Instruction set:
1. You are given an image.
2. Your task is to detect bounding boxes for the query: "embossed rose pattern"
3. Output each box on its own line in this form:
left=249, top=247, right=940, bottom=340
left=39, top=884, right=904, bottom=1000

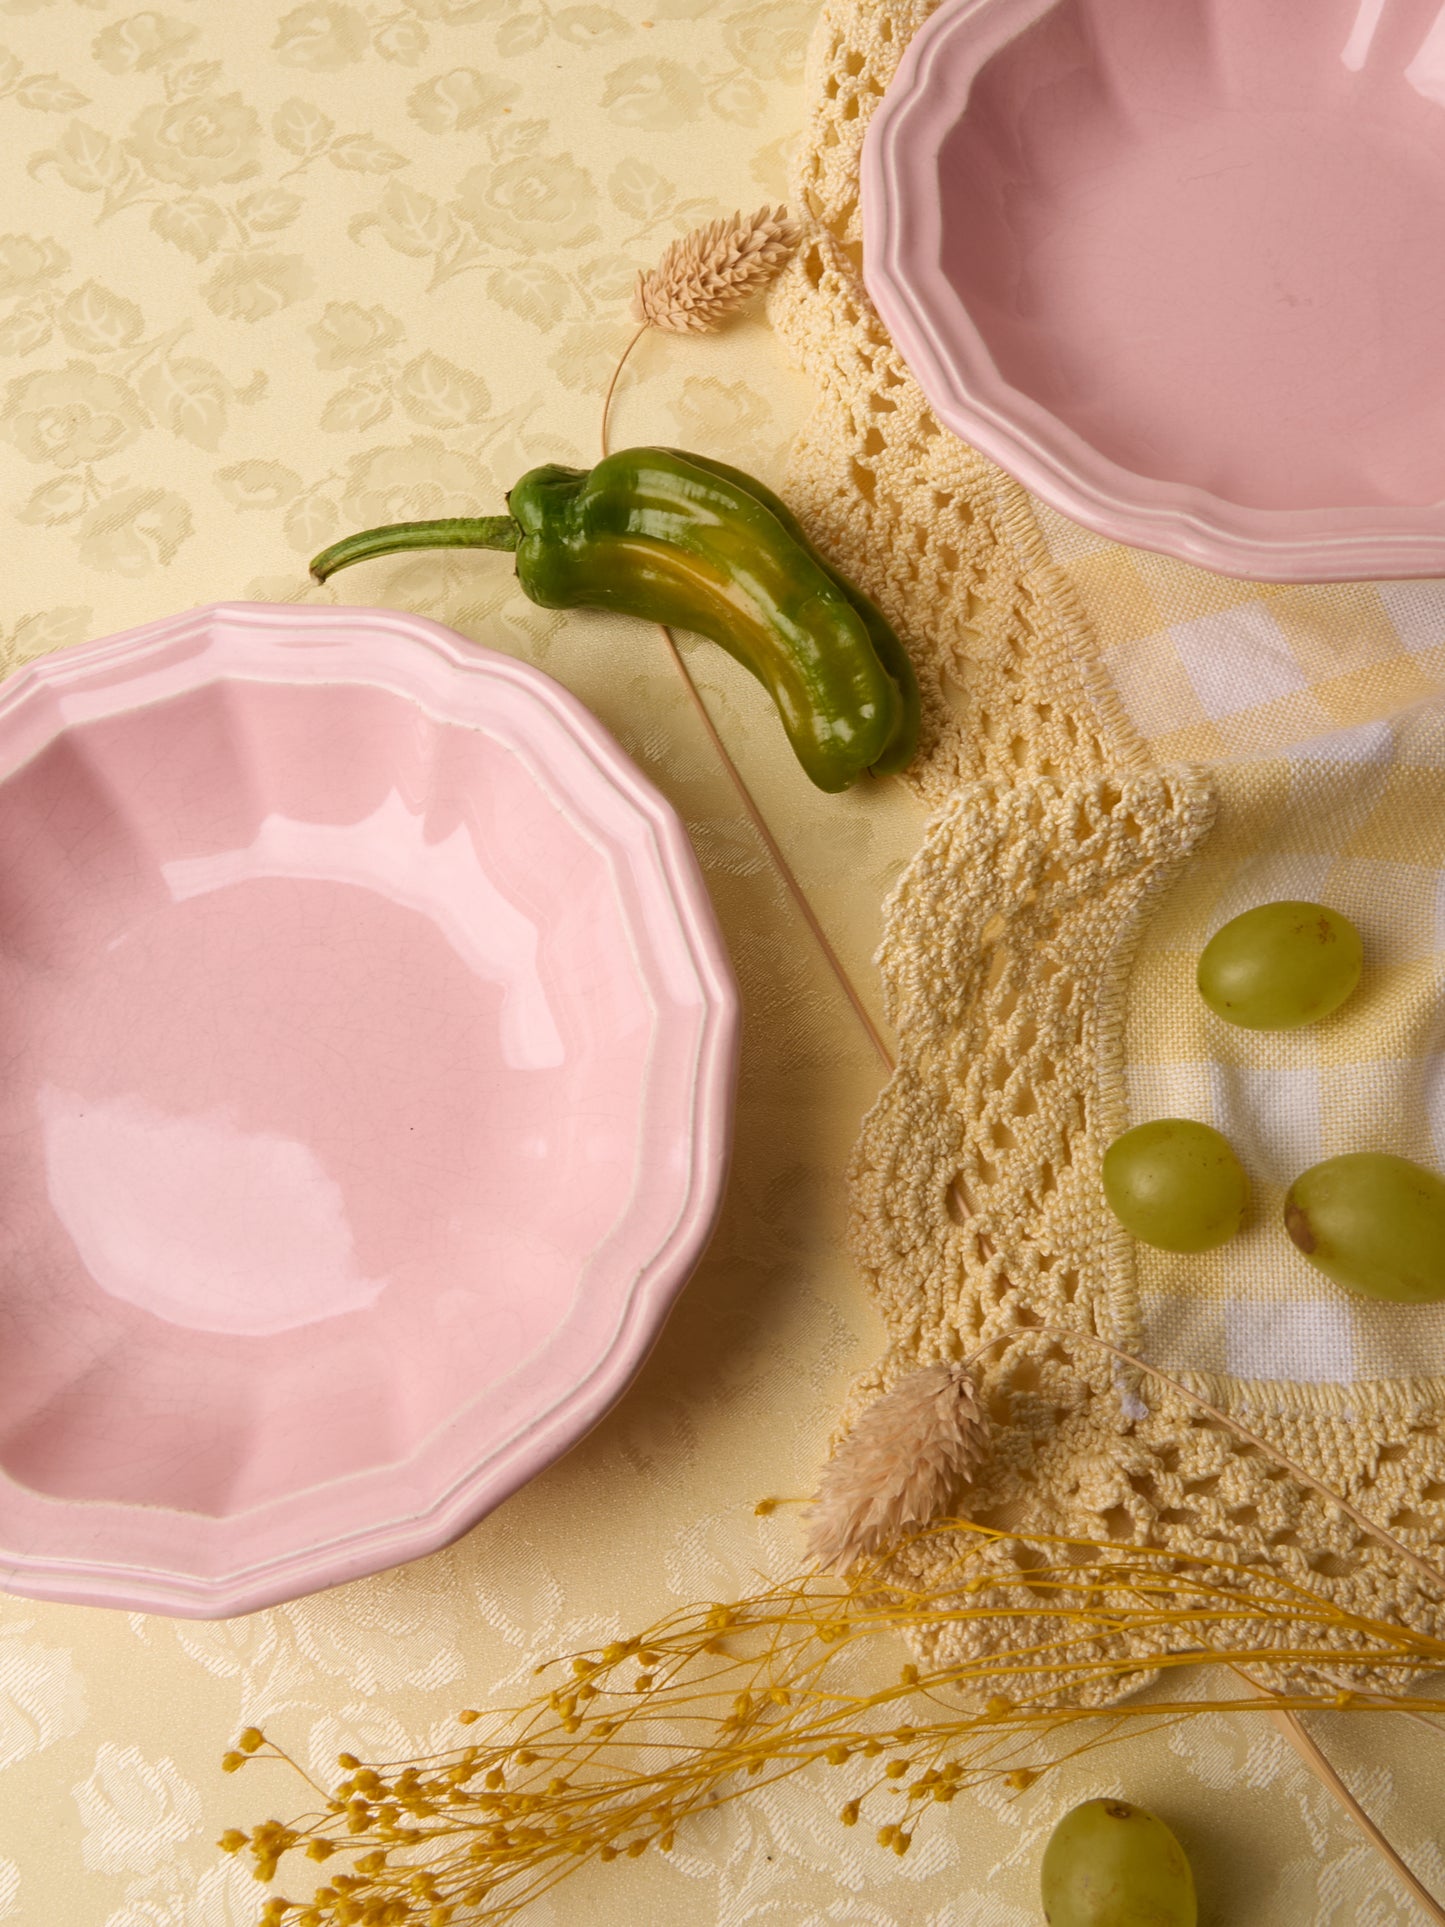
left=454, top=150, right=600, bottom=252
left=2, top=362, right=145, bottom=465
left=0, top=4, right=1421, bottom=1925
left=125, top=91, right=261, bottom=187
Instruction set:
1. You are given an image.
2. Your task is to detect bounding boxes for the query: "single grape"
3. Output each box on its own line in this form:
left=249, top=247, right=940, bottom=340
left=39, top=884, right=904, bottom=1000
left=1102, top=1120, right=1248, bottom=1252
left=1285, top=1153, right=1445, bottom=1302
left=1041, top=1798, right=1197, bottom=1927
left=1197, top=900, right=1362, bottom=1030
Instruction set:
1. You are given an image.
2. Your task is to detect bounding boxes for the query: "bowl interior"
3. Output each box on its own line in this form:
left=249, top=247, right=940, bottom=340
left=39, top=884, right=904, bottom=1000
left=0, top=676, right=657, bottom=1519
left=940, top=0, right=1445, bottom=511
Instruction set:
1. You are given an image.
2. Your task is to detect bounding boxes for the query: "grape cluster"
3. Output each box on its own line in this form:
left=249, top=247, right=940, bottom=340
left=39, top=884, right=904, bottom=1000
left=1103, top=901, right=1445, bottom=1301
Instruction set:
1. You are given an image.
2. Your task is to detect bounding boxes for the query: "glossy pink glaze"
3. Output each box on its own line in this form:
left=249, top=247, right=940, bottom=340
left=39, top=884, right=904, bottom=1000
left=865, top=0, right=1445, bottom=578
left=0, top=603, right=738, bottom=1615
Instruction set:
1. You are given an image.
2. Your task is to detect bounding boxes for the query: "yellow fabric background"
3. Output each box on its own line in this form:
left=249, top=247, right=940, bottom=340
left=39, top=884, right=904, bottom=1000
left=0, top=3, right=1441, bottom=1923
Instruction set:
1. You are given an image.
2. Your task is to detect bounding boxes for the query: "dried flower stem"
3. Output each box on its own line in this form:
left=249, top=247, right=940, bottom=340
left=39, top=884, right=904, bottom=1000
left=231, top=1523, right=1445, bottom=1926
left=950, top=1326, right=1445, bottom=1912
left=657, top=622, right=895, bottom=1071
left=599, top=323, right=647, bottom=461
left=1216, top=1655, right=1445, bottom=1922
left=1271, top=1704, right=1445, bottom=1924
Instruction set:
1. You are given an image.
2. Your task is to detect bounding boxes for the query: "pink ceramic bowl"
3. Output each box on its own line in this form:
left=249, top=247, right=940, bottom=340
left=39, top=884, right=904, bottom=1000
left=865, top=0, right=1445, bottom=580
left=0, top=603, right=738, bottom=1616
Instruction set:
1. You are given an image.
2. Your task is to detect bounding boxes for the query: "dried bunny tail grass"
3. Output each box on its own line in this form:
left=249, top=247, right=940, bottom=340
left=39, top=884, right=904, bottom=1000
left=601, top=206, right=798, bottom=453
left=631, top=204, right=802, bottom=334
left=807, top=1363, right=989, bottom=1571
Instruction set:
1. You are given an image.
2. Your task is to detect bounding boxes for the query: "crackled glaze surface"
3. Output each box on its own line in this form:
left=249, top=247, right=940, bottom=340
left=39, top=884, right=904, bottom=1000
left=865, top=0, right=1445, bottom=577
left=0, top=603, right=738, bottom=1616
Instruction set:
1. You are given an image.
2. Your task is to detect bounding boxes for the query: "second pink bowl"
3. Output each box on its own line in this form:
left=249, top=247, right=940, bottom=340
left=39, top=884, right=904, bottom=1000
left=865, top=0, right=1445, bottom=579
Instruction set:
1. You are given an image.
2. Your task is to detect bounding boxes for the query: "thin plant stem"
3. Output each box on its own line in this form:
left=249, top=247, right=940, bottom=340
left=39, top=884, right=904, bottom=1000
left=601, top=322, right=647, bottom=460
left=945, top=1331, right=1445, bottom=1903
left=1272, top=1704, right=1445, bottom=1924
left=655, top=620, right=895, bottom=1074
left=1222, top=1659, right=1445, bottom=1921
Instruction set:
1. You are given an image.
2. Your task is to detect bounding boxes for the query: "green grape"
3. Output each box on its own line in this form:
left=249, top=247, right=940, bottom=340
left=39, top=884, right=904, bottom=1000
left=1196, top=900, right=1362, bottom=1030
left=1040, top=1799, right=1197, bottom=1927
left=1102, top=1119, right=1248, bottom=1252
left=1285, top=1153, right=1445, bottom=1302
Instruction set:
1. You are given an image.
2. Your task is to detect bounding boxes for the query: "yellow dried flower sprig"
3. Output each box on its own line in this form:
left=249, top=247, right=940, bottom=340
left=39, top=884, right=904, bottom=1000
left=226, top=1520, right=1445, bottom=1926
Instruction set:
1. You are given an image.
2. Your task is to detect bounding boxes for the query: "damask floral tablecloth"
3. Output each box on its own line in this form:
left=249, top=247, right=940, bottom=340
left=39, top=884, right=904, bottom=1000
left=0, top=3, right=1443, bottom=1924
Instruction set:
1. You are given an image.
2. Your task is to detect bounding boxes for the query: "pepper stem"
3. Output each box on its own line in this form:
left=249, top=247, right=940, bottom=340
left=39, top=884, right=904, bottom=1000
left=309, top=516, right=520, bottom=584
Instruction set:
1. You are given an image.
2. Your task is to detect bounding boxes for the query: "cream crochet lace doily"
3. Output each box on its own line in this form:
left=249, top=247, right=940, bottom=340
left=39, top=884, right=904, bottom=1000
left=770, top=0, right=1445, bottom=1673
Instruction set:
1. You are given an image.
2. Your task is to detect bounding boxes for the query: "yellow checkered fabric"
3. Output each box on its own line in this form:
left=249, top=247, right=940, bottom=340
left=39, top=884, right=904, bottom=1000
left=1031, top=499, right=1445, bottom=1389
left=1034, top=497, right=1445, bottom=761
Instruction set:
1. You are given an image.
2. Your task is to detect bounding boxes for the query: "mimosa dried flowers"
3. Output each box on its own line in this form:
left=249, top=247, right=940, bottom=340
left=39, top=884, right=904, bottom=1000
left=225, top=1517, right=1445, bottom=1926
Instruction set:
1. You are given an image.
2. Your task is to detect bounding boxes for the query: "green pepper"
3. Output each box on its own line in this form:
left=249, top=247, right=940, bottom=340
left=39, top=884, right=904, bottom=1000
left=309, top=446, right=918, bottom=793
left=662, top=450, right=920, bottom=778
